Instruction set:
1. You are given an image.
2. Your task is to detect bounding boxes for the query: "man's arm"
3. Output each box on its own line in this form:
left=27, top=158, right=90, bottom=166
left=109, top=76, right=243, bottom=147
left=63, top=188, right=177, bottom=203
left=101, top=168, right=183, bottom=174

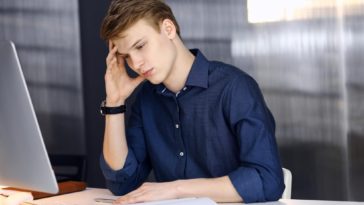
left=102, top=41, right=144, bottom=170
left=114, top=176, right=242, bottom=204
left=103, top=111, right=128, bottom=170
left=100, top=103, right=152, bottom=196
left=222, top=73, right=285, bottom=202
left=176, top=177, right=242, bottom=202
left=101, top=41, right=149, bottom=195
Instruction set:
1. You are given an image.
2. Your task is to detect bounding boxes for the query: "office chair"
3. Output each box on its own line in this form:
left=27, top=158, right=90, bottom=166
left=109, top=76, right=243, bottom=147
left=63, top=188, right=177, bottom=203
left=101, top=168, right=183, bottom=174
left=281, top=168, right=292, bottom=199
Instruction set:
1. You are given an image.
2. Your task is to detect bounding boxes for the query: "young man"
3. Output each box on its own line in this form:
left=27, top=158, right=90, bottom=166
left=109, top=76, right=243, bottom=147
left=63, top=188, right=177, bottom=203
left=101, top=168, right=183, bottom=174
left=99, top=0, right=284, bottom=204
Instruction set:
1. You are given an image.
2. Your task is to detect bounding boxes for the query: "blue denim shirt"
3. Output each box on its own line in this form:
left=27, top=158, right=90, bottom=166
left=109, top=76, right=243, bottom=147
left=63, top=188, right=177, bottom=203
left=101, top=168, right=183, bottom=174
left=100, top=49, right=284, bottom=203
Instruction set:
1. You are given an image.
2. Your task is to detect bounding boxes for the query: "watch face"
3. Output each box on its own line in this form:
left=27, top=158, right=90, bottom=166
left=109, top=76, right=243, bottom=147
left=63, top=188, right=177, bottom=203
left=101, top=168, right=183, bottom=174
left=100, top=100, right=106, bottom=116
left=100, top=108, right=105, bottom=116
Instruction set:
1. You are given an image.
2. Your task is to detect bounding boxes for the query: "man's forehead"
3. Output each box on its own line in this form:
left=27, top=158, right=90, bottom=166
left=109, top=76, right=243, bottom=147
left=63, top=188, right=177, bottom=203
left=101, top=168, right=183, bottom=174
left=112, top=34, right=146, bottom=56
left=113, top=20, right=152, bottom=44
left=113, top=34, right=142, bottom=48
left=122, top=19, right=155, bottom=36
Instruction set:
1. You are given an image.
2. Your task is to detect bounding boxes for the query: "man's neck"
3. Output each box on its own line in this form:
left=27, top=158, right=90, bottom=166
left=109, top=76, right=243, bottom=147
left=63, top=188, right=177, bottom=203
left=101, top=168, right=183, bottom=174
left=163, top=44, right=195, bottom=93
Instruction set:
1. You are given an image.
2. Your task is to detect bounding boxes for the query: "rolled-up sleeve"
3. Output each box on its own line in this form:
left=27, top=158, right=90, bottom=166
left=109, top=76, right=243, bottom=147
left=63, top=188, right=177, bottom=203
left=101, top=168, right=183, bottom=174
left=100, top=149, right=138, bottom=183
left=99, top=95, right=151, bottom=196
left=225, top=74, right=285, bottom=203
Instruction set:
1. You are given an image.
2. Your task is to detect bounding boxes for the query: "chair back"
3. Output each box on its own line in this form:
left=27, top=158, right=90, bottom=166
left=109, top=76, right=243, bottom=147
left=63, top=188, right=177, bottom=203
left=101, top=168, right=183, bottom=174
left=282, top=168, right=292, bottom=199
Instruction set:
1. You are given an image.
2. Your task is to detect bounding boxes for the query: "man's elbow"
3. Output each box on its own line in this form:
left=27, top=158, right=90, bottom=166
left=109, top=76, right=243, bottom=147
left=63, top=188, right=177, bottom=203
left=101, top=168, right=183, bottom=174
left=264, top=181, right=285, bottom=201
left=106, top=180, right=135, bottom=196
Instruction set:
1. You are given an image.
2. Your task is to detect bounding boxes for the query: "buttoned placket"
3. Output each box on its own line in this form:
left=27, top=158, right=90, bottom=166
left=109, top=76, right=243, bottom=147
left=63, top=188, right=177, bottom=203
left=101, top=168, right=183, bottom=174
left=173, top=86, right=188, bottom=178
left=159, top=86, right=189, bottom=178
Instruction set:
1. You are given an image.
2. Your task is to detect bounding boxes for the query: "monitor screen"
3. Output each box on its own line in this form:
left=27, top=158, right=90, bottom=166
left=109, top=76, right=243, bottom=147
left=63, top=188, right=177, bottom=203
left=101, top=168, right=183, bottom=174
left=0, top=40, right=58, bottom=194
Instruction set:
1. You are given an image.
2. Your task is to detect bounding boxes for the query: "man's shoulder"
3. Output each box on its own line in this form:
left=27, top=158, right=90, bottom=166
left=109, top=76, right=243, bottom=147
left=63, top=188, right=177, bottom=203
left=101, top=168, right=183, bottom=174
left=208, top=60, right=254, bottom=84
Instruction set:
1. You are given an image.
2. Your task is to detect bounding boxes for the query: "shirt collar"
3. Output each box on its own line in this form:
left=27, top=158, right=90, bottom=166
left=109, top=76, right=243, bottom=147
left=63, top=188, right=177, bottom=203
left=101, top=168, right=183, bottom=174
left=156, top=49, right=209, bottom=94
left=185, top=49, right=209, bottom=89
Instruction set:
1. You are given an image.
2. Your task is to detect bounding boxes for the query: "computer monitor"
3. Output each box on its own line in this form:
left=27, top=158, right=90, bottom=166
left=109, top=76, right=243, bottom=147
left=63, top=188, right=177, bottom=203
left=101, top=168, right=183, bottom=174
left=0, top=40, right=58, bottom=194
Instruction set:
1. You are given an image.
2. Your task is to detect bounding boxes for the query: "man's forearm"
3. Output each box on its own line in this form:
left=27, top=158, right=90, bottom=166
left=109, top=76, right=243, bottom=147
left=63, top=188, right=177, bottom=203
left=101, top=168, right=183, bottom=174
left=103, top=113, right=128, bottom=170
left=175, top=176, right=243, bottom=203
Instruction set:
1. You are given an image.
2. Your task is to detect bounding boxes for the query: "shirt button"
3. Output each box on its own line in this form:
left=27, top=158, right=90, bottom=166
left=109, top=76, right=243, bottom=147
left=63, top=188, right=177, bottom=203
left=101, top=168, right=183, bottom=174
left=179, top=152, right=184, bottom=157
left=175, top=124, right=179, bottom=128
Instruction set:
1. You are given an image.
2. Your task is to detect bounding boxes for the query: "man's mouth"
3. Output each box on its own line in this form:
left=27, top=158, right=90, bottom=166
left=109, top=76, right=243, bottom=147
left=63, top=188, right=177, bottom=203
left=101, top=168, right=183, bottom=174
left=141, top=68, right=154, bottom=77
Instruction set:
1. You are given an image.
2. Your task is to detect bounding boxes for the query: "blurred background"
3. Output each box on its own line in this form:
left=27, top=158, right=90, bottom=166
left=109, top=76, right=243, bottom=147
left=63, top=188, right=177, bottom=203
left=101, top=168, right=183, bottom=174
left=0, top=0, right=363, bottom=201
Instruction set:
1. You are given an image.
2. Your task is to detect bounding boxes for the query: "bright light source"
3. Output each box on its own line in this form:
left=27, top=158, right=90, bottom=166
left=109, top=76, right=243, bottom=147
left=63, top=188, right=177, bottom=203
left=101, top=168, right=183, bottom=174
left=248, top=0, right=364, bottom=23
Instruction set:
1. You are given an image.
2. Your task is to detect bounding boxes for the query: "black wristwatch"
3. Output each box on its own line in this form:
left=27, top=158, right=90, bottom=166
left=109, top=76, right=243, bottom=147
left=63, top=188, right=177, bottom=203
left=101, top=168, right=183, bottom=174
left=100, top=100, right=126, bottom=116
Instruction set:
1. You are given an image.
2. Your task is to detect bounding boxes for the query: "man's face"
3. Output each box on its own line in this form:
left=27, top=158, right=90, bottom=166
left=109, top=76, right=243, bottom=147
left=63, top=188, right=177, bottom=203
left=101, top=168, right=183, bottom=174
left=112, top=19, right=177, bottom=84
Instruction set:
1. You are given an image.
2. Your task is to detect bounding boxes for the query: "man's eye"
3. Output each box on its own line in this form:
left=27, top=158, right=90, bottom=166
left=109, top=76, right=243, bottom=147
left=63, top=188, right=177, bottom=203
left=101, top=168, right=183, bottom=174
left=136, top=43, right=145, bottom=50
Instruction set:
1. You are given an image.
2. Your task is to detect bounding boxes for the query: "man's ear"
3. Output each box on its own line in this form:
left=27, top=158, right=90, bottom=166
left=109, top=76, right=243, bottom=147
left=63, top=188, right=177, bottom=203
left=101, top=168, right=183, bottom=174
left=161, top=19, right=177, bottom=39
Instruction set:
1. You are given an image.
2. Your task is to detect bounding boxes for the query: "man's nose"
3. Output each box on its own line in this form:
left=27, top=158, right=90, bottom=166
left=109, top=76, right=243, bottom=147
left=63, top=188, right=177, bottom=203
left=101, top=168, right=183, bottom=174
left=130, top=54, right=145, bottom=70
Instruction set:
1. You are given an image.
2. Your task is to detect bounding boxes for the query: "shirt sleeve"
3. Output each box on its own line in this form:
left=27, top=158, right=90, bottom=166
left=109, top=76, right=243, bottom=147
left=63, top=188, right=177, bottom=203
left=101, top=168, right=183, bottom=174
left=224, top=73, right=285, bottom=203
left=99, top=92, right=151, bottom=196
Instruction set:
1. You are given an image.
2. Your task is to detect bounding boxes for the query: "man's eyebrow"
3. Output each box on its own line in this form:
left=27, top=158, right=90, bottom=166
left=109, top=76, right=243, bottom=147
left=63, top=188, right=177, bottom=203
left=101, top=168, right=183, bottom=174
left=117, top=38, right=144, bottom=56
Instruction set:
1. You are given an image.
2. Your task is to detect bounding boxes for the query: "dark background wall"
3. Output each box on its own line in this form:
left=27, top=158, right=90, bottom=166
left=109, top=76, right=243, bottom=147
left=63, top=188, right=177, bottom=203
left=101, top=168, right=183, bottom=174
left=78, top=0, right=108, bottom=187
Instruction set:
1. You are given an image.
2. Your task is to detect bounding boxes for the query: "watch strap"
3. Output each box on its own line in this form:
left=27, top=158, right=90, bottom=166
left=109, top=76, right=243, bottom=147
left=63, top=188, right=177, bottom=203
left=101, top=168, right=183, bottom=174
left=100, top=100, right=126, bottom=115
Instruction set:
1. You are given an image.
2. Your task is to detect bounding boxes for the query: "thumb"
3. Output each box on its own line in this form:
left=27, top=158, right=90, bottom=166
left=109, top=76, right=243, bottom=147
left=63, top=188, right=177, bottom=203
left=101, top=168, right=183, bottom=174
left=131, top=76, right=145, bottom=87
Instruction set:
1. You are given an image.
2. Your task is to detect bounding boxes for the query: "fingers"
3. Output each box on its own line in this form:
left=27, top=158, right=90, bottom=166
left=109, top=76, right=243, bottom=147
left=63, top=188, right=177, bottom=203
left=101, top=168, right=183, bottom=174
left=112, top=182, right=177, bottom=205
left=106, top=57, right=117, bottom=76
left=106, top=42, right=127, bottom=76
left=107, top=41, right=116, bottom=63
left=114, top=195, right=145, bottom=205
left=116, top=54, right=125, bottom=67
left=106, top=46, right=118, bottom=67
left=114, top=191, right=147, bottom=204
left=113, top=183, right=151, bottom=204
left=132, top=76, right=145, bottom=87
left=109, top=40, right=113, bottom=51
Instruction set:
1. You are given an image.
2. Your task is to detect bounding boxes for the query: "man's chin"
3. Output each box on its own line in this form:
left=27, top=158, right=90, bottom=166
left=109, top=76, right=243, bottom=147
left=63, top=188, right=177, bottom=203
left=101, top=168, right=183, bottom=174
left=146, top=78, right=163, bottom=85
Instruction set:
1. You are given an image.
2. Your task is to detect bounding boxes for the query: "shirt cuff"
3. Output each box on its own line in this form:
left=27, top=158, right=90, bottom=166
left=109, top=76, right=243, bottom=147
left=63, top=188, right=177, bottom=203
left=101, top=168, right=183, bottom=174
left=228, top=167, right=265, bottom=203
left=99, top=151, right=138, bottom=182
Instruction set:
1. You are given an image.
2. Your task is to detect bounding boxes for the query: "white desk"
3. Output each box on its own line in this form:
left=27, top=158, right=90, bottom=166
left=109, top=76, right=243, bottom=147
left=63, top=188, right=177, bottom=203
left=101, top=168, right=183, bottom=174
left=34, top=188, right=363, bottom=205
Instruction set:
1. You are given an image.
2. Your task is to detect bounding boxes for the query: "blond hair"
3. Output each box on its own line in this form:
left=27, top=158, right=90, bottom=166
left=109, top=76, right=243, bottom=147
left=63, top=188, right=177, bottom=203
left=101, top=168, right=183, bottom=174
left=100, top=0, right=180, bottom=41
